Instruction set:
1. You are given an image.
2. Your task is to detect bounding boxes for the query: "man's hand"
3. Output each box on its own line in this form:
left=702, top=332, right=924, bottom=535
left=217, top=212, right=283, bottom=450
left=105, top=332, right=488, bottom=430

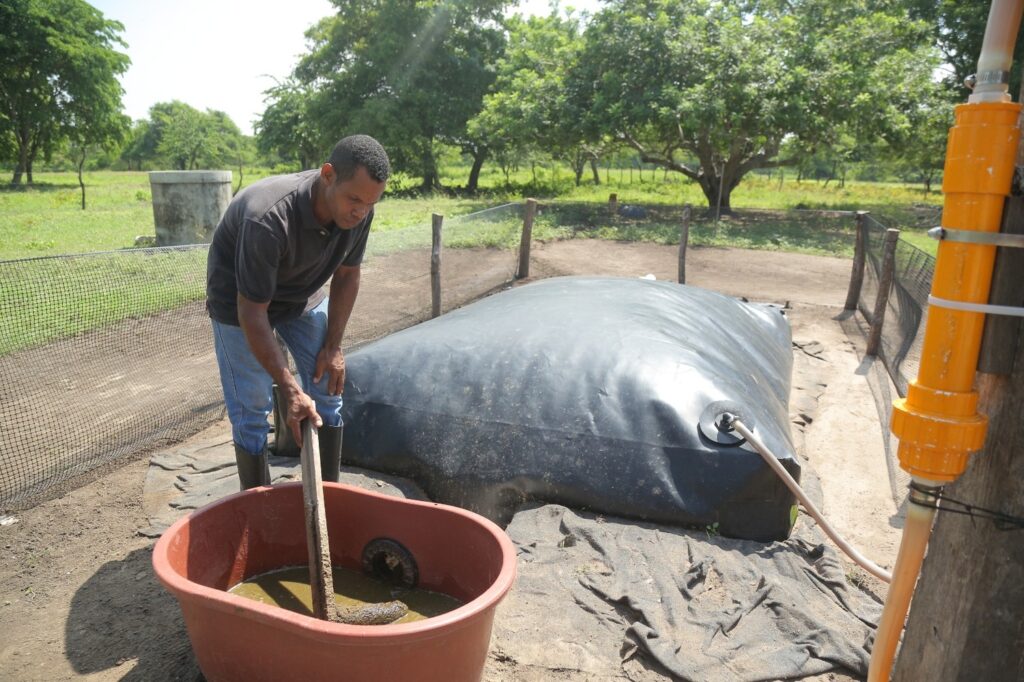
left=314, top=345, right=346, bottom=396
left=282, top=384, right=322, bottom=446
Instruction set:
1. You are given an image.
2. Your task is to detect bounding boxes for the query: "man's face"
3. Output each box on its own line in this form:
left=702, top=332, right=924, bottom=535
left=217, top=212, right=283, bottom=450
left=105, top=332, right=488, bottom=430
left=321, top=163, right=386, bottom=229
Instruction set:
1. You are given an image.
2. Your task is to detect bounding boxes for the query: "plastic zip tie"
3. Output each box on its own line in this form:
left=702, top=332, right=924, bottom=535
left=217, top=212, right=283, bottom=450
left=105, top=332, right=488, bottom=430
left=928, top=295, right=1024, bottom=317
left=928, top=227, right=1024, bottom=248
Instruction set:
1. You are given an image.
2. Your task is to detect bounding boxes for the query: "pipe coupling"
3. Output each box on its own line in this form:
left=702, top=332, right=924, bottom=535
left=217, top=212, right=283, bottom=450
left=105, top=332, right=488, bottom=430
left=891, top=383, right=988, bottom=481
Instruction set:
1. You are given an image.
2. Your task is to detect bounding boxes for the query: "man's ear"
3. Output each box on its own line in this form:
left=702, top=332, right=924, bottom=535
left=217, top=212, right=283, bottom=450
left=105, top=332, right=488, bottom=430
left=320, top=162, right=335, bottom=184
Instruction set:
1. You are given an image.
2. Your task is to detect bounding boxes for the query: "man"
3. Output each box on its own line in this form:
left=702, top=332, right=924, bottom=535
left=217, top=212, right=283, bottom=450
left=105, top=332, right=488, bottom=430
left=206, top=134, right=389, bottom=489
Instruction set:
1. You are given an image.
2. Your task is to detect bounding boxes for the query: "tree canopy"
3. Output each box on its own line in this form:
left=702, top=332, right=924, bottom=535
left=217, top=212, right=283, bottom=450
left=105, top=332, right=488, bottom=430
left=283, top=0, right=509, bottom=189
left=468, top=12, right=607, bottom=187
left=118, top=101, right=246, bottom=171
left=0, top=0, right=130, bottom=184
left=565, top=0, right=939, bottom=212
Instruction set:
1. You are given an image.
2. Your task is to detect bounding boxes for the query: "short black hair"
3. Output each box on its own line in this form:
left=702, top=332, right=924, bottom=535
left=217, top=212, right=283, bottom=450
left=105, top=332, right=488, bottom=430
left=327, top=135, right=390, bottom=183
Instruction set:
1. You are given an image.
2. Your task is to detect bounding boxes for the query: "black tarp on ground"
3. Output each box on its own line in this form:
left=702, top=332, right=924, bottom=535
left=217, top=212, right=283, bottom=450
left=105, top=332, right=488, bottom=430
left=491, top=503, right=880, bottom=681
left=341, top=277, right=801, bottom=540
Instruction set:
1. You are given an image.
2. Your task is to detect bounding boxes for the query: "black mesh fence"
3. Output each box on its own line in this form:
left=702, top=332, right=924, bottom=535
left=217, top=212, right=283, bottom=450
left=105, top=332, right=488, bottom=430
left=2, top=199, right=926, bottom=509
left=0, top=204, right=522, bottom=509
left=857, top=214, right=935, bottom=396
left=531, top=202, right=858, bottom=255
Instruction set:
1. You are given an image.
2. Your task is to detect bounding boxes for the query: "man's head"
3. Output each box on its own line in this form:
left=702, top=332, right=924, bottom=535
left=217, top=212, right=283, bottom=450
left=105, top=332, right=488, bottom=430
left=317, top=135, right=390, bottom=229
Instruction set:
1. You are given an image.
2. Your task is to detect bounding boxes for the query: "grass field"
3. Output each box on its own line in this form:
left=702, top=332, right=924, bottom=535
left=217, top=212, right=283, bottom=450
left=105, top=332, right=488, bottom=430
left=0, top=167, right=941, bottom=260
left=0, top=166, right=940, bottom=355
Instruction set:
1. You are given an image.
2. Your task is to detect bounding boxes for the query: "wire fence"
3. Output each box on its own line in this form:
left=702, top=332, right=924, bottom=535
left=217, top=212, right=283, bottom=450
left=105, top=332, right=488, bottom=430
left=0, top=204, right=523, bottom=509
left=0, top=198, right=930, bottom=510
left=856, top=214, right=936, bottom=396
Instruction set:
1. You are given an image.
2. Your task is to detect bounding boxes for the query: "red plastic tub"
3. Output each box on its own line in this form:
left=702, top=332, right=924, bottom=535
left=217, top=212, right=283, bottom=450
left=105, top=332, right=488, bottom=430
left=152, top=482, right=517, bottom=682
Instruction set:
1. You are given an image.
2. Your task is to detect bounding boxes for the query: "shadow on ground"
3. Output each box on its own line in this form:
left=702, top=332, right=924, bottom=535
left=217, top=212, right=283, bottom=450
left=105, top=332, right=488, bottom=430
left=66, top=546, right=201, bottom=681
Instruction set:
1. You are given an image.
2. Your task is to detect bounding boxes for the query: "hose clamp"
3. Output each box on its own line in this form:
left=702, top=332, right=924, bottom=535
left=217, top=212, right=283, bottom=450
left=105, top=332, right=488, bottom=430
left=908, top=481, right=942, bottom=508
left=975, top=69, right=1011, bottom=87
left=928, top=226, right=1024, bottom=248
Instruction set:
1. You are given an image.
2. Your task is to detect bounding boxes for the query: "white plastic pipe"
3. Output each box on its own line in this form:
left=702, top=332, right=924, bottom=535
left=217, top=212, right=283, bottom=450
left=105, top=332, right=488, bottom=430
left=727, top=416, right=893, bottom=583
left=970, top=0, right=1024, bottom=102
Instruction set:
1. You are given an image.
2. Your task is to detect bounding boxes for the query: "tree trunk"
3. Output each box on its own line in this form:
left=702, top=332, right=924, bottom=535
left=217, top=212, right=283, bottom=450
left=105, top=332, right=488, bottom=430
left=420, top=166, right=441, bottom=191
left=891, top=193, right=1024, bottom=682
left=467, top=151, right=486, bottom=193
left=77, top=150, right=87, bottom=210
left=699, top=176, right=733, bottom=218
left=12, top=152, right=28, bottom=185
left=590, top=158, right=600, bottom=185
left=420, top=145, right=440, bottom=191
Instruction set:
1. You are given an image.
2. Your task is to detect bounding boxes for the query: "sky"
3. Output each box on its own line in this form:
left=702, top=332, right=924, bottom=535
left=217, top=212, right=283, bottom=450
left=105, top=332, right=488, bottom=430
left=90, top=0, right=603, bottom=136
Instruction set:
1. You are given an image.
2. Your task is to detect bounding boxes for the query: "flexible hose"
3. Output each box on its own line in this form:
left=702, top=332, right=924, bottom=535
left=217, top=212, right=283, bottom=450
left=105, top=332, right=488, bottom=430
left=727, top=415, right=893, bottom=583
left=866, top=497, right=937, bottom=681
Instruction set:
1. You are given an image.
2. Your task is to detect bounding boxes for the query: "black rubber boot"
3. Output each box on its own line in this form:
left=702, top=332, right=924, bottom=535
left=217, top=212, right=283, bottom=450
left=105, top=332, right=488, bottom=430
left=234, top=444, right=271, bottom=491
left=318, top=425, right=343, bottom=483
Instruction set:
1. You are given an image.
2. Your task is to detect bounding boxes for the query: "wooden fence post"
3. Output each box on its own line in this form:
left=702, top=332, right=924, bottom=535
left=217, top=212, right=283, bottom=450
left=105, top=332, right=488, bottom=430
left=431, top=213, right=443, bottom=318
left=866, top=228, right=900, bottom=357
left=517, top=198, right=537, bottom=279
left=844, top=211, right=869, bottom=311
left=609, top=193, right=618, bottom=215
left=978, top=196, right=1024, bottom=374
left=678, top=204, right=692, bottom=284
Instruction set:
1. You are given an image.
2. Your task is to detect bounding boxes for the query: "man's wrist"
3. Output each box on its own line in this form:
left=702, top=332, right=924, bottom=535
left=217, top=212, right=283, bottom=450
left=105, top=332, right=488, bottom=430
left=275, top=372, right=302, bottom=396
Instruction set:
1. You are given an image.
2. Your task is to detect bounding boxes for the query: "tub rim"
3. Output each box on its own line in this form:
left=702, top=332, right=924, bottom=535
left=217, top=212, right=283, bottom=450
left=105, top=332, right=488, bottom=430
left=152, top=481, right=517, bottom=643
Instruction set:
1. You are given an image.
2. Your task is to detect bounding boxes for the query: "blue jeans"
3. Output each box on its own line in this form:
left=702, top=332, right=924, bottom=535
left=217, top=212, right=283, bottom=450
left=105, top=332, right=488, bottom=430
left=211, top=297, right=343, bottom=454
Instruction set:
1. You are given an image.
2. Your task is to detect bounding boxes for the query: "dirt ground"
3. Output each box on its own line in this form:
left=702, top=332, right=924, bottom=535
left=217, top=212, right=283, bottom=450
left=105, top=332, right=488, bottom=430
left=0, top=239, right=902, bottom=681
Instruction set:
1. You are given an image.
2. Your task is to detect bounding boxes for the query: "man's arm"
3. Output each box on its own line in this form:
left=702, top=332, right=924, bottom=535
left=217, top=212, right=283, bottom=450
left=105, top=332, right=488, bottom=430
left=314, top=264, right=361, bottom=395
left=237, top=293, right=321, bottom=443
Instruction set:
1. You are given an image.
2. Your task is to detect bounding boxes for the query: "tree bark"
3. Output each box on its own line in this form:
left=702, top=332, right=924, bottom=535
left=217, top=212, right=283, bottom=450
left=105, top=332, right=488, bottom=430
left=590, top=158, right=601, bottom=185
left=698, top=176, right=733, bottom=217
left=467, top=151, right=486, bottom=193
left=77, top=149, right=87, bottom=210
left=891, top=197, right=1024, bottom=682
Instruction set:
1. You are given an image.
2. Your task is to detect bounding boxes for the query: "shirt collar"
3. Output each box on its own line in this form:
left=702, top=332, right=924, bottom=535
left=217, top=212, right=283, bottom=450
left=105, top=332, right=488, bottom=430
left=299, top=170, right=334, bottom=231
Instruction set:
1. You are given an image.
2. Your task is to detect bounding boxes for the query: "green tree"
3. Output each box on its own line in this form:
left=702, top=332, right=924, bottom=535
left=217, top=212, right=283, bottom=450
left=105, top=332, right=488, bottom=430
left=572, top=0, right=938, bottom=215
left=470, top=11, right=609, bottom=188
left=148, top=101, right=244, bottom=170
left=892, top=85, right=954, bottom=194
left=120, top=120, right=153, bottom=170
left=0, top=0, right=129, bottom=184
left=67, top=108, right=130, bottom=209
left=255, top=79, right=322, bottom=171
left=295, top=0, right=508, bottom=190
left=908, top=0, right=1024, bottom=98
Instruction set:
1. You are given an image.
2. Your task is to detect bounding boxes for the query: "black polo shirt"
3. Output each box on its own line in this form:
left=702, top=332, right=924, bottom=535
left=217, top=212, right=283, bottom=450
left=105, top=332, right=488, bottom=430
left=205, top=169, right=371, bottom=326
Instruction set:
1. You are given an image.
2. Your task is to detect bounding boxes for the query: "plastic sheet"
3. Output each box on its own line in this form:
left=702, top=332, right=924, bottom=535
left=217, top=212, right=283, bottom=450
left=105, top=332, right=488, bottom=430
left=341, top=277, right=800, bottom=540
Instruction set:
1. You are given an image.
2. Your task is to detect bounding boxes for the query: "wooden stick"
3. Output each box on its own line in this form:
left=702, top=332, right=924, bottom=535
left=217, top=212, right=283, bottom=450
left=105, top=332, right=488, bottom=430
left=300, top=420, right=338, bottom=622
left=866, top=228, right=900, bottom=357
left=844, top=211, right=869, bottom=311
left=517, top=198, right=537, bottom=279
left=678, top=204, right=691, bottom=284
left=431, top=213, right=443, bottom=318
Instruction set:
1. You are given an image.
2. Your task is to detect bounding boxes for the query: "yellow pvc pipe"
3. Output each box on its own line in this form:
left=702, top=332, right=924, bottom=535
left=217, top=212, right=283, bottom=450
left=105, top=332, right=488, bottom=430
left=891, top=101, right=1020, bottom=482
left=866, top=484, right=938, bottom=682
left=871, top=3, right=1024, bottom=680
